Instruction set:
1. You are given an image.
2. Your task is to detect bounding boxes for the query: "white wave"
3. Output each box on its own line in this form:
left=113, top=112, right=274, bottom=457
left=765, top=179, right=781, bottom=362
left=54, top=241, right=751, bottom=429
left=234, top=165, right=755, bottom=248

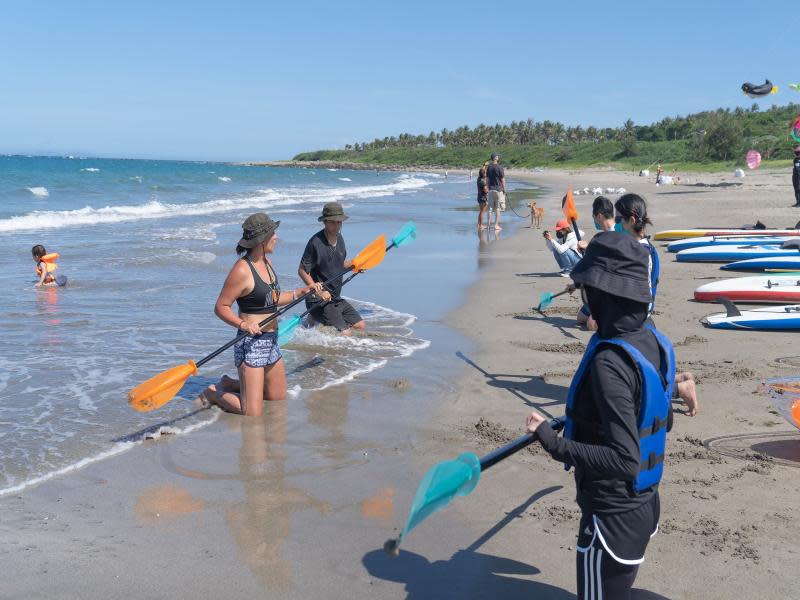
left=218, top=176, right=231, bottom=182
left=0, top=175, right=432, bottom=232
left=327, top=168, right=338, bottom=171
left=80, top=167, right=100, bottom=172
left=130, top=175, right=143, bottom=182
left=27, top=186, right=49, bottom=197
left=0, top=410, right=220, bottom=497
left=338, top=177, right=352, bottom=182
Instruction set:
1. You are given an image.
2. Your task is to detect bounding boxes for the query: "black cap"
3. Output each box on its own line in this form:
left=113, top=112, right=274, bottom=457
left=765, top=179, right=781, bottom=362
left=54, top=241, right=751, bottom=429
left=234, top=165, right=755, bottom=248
left=570, top=231, right=652, bottom=304
left=490, top=153, right=500, bottom=160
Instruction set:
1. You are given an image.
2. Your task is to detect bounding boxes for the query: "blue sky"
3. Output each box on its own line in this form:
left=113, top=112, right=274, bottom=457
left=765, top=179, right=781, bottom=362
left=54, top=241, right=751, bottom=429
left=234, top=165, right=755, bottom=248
left=0, top=0, right=796, bottom=162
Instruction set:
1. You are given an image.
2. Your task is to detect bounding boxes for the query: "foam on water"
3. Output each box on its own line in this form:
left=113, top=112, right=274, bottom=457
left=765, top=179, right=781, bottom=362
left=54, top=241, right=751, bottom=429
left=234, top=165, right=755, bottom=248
left=338, top=177, right=352, bottom=182
left=0, top=175, right=431, bottom=232
left=80, top=167, right=100, bottom=172
left=218, top=176, right=232, bottom=182
left=26, top=186, right=49, bottom=197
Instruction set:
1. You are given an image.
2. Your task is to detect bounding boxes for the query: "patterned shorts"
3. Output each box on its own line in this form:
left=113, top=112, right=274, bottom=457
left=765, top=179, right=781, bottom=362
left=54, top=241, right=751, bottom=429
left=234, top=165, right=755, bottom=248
left=233, top=331, right=282, bottom=368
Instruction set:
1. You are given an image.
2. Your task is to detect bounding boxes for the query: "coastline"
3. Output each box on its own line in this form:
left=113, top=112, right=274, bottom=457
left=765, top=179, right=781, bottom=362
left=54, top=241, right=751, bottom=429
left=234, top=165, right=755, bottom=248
left=2, top=165, right=800, bottom=598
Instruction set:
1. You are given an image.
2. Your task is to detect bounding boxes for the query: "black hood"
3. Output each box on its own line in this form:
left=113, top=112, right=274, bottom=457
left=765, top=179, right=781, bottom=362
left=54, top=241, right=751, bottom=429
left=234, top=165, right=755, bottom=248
left=585, top=286, right=648, bottom=339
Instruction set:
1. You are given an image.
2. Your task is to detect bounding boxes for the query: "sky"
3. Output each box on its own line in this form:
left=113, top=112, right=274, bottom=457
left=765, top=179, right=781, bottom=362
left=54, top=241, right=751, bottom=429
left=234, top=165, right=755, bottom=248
left=0, top=0, right=796, bottom=162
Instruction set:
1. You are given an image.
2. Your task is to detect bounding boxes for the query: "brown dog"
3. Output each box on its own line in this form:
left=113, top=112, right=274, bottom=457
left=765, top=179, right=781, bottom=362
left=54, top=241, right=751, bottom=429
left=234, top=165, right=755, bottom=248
left=527, top=201, right=544, bottom=228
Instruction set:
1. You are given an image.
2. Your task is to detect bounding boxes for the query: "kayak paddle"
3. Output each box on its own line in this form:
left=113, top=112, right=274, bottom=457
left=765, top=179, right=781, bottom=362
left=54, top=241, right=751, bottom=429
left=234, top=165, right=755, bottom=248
left=562, top=186, right=581, bottom=242
left=128, top=234, right=388, bottom=412
left=384, top=416, right=565, bottom=556
left=536, top=289, right=569, bottom=312
left=278, top=221, right=417, bottom=345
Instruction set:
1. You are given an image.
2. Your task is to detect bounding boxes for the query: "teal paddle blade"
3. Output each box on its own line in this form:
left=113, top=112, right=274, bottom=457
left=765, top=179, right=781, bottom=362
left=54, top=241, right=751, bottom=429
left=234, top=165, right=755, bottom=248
left=277, top=315, right=303, bottom=346
left=399, top=452, right=481, bottom=541
left=537, top=292, right=556, bottom=311
left=392, top=221, right=417, bottom=248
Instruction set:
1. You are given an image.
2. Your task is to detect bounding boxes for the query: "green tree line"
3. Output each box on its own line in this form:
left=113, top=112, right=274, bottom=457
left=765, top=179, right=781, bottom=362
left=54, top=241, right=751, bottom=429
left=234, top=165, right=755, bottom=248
left=295, top=103, right=800, bottom=165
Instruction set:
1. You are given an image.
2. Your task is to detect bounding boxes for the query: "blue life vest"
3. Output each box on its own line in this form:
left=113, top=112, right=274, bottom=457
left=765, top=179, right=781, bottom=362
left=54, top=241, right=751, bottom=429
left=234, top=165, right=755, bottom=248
left=563, top=325, right=675, bottom=493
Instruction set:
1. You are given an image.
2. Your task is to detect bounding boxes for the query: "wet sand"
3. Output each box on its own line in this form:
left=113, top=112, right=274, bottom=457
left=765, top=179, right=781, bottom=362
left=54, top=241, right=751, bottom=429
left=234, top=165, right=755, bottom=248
left=2, top=166, right=799, bottom=599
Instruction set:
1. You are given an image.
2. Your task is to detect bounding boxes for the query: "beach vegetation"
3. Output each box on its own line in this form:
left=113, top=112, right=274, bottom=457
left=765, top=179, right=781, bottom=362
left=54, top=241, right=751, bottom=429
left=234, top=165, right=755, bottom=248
left=294, top=103, right=800, bottom=172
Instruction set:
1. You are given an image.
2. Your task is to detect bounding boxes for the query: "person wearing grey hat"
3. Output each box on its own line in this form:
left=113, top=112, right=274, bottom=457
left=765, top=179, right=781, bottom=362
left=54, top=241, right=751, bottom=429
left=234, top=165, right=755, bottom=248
left=298, top=202, right=366, bottom=335
left=200, top=213, right=323, bottom=416
left=525, top=231, right=678, bottom=599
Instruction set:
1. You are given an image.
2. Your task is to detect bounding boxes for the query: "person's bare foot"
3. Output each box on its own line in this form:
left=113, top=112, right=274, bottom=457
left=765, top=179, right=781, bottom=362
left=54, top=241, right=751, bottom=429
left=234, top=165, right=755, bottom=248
left=494, top=225, right=502, bottom=231
left=340, top=328, right=353, bottom=337
left=676, top=378, right=698, bottom=416
left=219, top=374, right=239, bottom=392
left=197, top=384, right=216, bottom=408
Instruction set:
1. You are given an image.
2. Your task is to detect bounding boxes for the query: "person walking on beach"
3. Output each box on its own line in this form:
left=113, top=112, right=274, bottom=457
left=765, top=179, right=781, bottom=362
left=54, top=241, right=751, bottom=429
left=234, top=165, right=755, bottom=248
left=476, top=166, right=489, bottom=230
left=526, top=233, right=676, bottom=599
left=201, top=213, right=323, bottom=416
left=486, top=153, right=506, bottom=231
left=793, top=146, right=800, bottom=207
left=544, top=220, right=583, bottom=276
left=298, top=202, right=366, bottom=336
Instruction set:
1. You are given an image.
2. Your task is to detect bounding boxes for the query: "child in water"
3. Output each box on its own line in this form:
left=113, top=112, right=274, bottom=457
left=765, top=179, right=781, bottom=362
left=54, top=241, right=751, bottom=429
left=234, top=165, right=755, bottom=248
left=32, top=245, right=67, bottom=287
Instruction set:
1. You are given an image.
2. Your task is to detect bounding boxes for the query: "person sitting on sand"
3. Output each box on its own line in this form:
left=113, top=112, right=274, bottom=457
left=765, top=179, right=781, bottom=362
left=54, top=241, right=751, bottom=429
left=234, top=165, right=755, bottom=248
left=544, top=220, right=584, bottom=277
left=32, top=244, right=67, bottom=287
left=526, top=232, right=677, bottom=599
left=476, top=166, right=489, bottom=230
left=201, top=213, right=322, bottom=416
left=566, top=194, right=698, bottom=416
left=298, top=202, right=366, bottom=336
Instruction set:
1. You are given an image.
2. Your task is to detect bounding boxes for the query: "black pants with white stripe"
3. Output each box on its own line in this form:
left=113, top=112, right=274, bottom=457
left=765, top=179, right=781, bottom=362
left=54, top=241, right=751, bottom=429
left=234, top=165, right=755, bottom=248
left=577, top=539, right=639, bottom=600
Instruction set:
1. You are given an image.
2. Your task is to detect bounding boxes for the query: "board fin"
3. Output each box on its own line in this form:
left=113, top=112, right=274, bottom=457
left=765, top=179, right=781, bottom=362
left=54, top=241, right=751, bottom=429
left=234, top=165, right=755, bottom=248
left=716, top=296, right=741, bottom=318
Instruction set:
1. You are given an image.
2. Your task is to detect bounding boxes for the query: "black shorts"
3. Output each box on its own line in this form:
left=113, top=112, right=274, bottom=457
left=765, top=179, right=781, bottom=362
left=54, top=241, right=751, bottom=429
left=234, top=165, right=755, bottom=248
left=477, top=194, right=487, bottom=205
left=308, top=298, right=363, bottom=331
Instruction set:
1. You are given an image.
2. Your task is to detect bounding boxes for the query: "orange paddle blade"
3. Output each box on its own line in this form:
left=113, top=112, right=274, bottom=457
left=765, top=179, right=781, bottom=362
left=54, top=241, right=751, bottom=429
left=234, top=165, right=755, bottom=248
left=562, top=186, right=578, bottom=221
left=351, top=235, right=386, bottom=272
left=128, top=360, right=198, bottom=412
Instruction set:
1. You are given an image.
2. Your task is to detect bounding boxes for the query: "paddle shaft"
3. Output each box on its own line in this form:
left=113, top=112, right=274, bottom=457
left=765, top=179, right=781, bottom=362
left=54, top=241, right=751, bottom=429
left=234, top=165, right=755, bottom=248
left=571, top=218, right=582, bottom=242
left=479, top=417, right=565, bottom=472
left=195, top=265, right=355, bottom=368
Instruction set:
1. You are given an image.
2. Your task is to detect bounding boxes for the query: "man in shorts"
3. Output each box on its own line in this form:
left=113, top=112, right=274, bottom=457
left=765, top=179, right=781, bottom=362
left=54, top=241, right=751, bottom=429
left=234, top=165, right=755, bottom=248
left=486, top=153, right=506, bottom=231
left=298, top=202, right=366, bottom=336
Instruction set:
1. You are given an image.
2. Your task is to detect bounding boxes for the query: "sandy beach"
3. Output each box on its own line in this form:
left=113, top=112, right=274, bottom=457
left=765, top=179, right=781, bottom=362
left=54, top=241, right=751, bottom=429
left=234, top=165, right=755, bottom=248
left=2, top=165, right=799, bottom=599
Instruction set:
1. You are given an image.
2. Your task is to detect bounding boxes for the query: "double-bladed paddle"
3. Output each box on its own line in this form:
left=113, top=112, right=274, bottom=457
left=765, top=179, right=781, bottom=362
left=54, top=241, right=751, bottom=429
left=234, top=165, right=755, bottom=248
left=384, top=416, right=565, bottom=556
left=277, top=221, right=417, bottom=345
left=128, top=233, right=390, bottom=412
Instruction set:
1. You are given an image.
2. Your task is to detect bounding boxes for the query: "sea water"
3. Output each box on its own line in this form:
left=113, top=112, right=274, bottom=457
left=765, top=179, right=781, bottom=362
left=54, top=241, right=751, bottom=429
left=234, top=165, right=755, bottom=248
left=0, top=156, right=528, bottom=494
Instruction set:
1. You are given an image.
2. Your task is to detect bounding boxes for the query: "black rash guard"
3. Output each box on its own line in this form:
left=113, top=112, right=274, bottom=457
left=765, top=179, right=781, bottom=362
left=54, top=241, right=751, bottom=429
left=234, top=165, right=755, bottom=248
left=793, top=156, right=800, bottom=187
left=536, top=287, right=672, bottom=516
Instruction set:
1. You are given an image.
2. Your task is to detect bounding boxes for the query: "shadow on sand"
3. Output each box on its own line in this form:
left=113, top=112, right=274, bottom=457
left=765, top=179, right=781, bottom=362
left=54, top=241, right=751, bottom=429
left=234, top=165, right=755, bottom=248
left=363, top=486, right=574, bottom=599
left=456, top=351, right=567, bottom=418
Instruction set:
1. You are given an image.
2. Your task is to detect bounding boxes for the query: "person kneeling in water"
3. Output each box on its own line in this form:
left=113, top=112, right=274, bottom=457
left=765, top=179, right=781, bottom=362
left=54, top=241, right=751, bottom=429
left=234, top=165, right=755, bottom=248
left=32, top=245, right=67, bottom=287
left=298, top=202, right=366, bottom=336
left=527, top=232, right=678, bottom=599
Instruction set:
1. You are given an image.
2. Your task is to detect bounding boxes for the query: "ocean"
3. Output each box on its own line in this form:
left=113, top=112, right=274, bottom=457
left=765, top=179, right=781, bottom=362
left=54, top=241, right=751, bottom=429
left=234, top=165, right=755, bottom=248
left=0, top=155, right=528, bottom=495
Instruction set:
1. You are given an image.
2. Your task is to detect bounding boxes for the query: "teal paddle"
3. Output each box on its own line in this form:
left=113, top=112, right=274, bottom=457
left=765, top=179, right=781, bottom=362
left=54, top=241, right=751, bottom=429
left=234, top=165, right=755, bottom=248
left=537, top=289, right=569, bottom=312
left=277, top=221, right=417, bottom=345
left=384, top=416, right=565, bottom=556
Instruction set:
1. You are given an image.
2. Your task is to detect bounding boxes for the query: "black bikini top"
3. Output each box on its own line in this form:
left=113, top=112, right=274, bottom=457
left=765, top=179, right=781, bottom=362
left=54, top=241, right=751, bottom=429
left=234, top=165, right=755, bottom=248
left=236, top=257, right=280, bottom=314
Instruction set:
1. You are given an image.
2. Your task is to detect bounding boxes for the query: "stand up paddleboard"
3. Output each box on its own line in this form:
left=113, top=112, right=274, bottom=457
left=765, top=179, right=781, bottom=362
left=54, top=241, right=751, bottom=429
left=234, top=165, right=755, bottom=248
left=654, top=228, right=800, bottom=241
left=694, top=275, right=800, bottom=303
left=667, top=236, right=792, bottom=253
left=701, top=298, right=800, bottom=330
left=721, top=256, right=800, bottom=271
left=676, top=245, right=799, bottom=263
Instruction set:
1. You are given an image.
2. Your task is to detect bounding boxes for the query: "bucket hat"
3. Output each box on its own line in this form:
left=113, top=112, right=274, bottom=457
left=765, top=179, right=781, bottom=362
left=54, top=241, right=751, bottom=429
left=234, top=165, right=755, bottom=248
left=570, top=231, right=651, bottom=304
left=318, top=202, right=349, bottom=222
left=238, top=213, right=279, bottom=248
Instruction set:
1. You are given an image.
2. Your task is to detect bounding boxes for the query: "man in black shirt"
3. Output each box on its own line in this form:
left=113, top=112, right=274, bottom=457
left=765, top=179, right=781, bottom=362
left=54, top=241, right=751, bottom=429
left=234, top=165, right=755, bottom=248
left=486, top=153, right=506, bottom=231
left=793, top=146, right=800, bottom=207
left=299, top=202, right=365, bottom=335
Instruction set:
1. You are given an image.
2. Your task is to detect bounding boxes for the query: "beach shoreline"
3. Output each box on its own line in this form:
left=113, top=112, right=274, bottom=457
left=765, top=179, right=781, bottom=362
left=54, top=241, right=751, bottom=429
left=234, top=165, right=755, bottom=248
left=2, top=165, right=800, bottom=598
